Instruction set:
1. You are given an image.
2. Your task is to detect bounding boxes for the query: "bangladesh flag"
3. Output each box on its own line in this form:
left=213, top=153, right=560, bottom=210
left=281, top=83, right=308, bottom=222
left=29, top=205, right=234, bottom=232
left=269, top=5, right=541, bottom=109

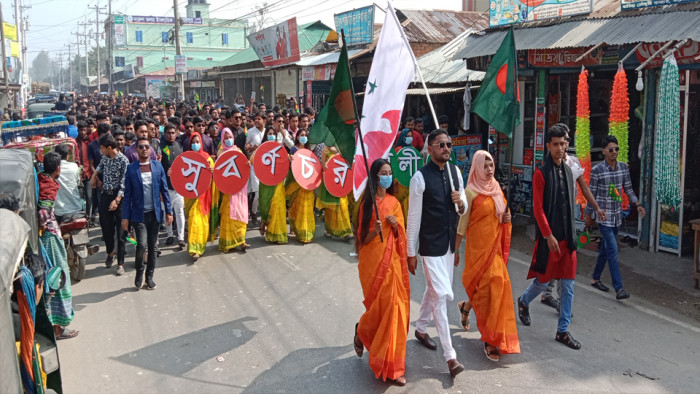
left=471, top=27, right=521, bottom=137
left=308, top=44, right=356, bottom=165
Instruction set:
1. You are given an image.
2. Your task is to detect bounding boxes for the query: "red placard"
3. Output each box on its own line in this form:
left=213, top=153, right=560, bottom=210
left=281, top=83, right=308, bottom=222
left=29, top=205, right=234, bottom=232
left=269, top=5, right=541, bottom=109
left=214, top=149, right=250, bottom=195
left=171, top=151, right=212, bottom=199
left=252, top=141, right=290, bottom=186
left=324, top=156, right=353, bottom=197
left=291, top=149, right=322, bottom=190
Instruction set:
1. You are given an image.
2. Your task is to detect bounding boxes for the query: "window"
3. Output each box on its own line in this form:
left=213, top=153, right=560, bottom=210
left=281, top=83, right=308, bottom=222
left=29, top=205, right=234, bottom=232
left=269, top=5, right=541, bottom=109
left=162, top=32, right=169, bottom=43
left=135, top=30, right=143, bottom=43
left=115, top=56, right=125, bottom=67
left=136, top=56, right=143, bottom=67
left=221, top=33, right=228, bottom=45
left=195, top=10, right=201, bottom=18
left=186, top=32, right=193, bottom=44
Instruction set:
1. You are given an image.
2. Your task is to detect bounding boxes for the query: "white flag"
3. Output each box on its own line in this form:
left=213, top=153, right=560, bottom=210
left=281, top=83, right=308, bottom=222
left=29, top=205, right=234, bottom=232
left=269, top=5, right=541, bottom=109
left=352, top=1, right=416, bottom=200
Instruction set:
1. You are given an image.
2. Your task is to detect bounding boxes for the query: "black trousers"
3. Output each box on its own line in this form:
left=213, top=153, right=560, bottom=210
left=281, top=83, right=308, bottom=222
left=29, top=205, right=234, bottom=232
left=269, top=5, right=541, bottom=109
left=134, top=210, right=160, bottom=278
left=99, top=191, right=125, bottom=265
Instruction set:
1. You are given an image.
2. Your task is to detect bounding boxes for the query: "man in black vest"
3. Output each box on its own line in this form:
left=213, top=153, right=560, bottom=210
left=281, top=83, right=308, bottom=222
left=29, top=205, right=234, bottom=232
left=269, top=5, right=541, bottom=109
left=407, top=129, right=467, bottom=377
left=516, top=124, right=581, bottom=350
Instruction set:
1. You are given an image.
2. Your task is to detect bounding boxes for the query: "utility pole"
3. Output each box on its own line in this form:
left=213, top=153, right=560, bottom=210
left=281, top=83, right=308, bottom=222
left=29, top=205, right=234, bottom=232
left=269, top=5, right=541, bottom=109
left=14, top=0, right=24, bottom=107
left=89, top=2, right=105, bottom=92
left=74, top=31, right=81, bottom=92
left=57, top=52, right=64, bottom=91
left=66, top=44, right=73, bottom=90
left=107, top=0, right=112, bottom=94
left=173, top=0, right=184, bottom=101
left=78, top=21, right=91, bottom=91
left=0, top=3, right=9, bottom=108
left=21, top=2, right=30, bottom=101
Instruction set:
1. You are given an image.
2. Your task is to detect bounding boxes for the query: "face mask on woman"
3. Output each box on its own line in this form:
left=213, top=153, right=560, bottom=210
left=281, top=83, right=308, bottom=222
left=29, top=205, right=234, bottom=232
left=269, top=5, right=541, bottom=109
left=191, top=143, right=201, bottom=152
left=267, top=135, right=276, bottom=142
left=378, top=175, right=393, bottom=190
left=405, top=136, right=413, bottom=145
left=224, top=138, right=234, bottom=147
left=299, top=136, right=308, bottom=145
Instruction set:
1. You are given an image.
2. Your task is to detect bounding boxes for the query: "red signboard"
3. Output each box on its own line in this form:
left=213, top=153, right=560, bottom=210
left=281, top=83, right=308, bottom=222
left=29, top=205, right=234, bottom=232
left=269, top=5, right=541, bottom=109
left=636, top=40, right=700, bottom=69
left=213, top=149, right=250, bottom=195
left=253, top=141, right=290, bottom=186
left=171, top=151, right=212, bottom=199
left=528, top=48, right=602, bottom=68
left=291, top=149, right=322, bottom=190
left=324, top=156, right=353, bottom=197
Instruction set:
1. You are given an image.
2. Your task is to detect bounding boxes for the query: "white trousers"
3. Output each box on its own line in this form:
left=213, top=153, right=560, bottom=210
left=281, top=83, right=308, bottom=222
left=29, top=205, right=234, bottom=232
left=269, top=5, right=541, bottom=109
left=166, top=189, right=185, bottom=241
left=416, top=253, right=456, bottom=362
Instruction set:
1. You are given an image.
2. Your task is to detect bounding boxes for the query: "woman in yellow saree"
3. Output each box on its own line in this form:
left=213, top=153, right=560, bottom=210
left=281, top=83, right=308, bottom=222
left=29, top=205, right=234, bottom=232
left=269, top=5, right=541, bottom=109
left=258, top=127, right=288, bottom=244
left=286, top=129, right=315, bottom=243
left=186, top=132, right=219, bottom=261
left=317, top=146, right=353, bottom=239
left=217, top=129, right=250, bottom=252
left=455, top=150, right=520, bottom=361
left=354, top=158, right=410, bottom=386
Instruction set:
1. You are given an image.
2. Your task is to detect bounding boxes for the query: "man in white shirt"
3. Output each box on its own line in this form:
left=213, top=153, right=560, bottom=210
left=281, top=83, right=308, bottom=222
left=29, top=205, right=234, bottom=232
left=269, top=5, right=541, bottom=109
left=272, top=113, right=294, bottom=149
left=246, top=112, right=265, bottom=226
left=54, top=143, right=84, bottom=219
left=407, top=130, right=468, bottom=378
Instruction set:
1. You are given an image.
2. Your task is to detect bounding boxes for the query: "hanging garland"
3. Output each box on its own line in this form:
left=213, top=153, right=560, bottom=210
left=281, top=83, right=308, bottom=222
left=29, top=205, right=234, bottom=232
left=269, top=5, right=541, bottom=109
left=575, top=68, right=591, bottom=207
left=654, top=55, right=682, bottom=208
left=609, top=65, right=630, bottom=210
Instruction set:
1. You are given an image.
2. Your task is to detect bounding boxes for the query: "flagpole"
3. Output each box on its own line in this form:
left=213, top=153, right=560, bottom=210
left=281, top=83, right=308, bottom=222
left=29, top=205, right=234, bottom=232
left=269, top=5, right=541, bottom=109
left=342, top=29, right=383, bottom=243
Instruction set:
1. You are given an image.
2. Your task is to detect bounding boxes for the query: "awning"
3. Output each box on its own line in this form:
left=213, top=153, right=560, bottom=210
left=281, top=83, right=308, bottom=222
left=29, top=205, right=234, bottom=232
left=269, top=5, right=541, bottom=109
left=356, top=86, right=475, bottom=96
left=452, top=10, right=700, bottom=60
left=295, top=49, right=364, bottom=67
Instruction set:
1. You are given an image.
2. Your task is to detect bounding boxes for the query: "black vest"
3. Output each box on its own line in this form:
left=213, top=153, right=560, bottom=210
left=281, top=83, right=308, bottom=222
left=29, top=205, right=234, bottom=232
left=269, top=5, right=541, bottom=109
left=418, top=160, right=460, bottom=257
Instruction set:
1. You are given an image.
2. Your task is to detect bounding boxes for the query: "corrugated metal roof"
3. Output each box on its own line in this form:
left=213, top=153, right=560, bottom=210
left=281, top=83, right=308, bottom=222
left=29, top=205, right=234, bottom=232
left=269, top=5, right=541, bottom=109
left=397, top=9, right=489, bottom=44
left=296, top=49, right=363, bottom=67
left=452, top=10, right=700, bottom=60
left=416, top=30, right=485, bottom=84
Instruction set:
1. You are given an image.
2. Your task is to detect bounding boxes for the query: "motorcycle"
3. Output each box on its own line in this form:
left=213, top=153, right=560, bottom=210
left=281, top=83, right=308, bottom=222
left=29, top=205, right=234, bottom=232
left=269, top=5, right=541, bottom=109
left=59, top=213, right=99, bottom=283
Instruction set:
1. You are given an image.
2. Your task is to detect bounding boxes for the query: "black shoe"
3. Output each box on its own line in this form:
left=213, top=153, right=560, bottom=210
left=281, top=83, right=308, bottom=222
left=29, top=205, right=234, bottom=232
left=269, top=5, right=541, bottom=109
left=165, top=236, right=174, bottom=245
left=414, top=330, right=437, bottom=350
left=591, top=280, right=610, bottom=292
left=555, top=331, right=582, bottom=350
left=540, top=295, right=559, bottom=309
left=178, top=240, right=186, bottom=249
left=105, top=254, right=114, bottom=269
left=518, top=296, right=531, bottom=326
left=156, top=247, right=162, bottom=257
left=135, top=271, right=144, bottom=290
left=616, top=288, right=630, bottom=300
left=146, top=277, right=157, bottom=290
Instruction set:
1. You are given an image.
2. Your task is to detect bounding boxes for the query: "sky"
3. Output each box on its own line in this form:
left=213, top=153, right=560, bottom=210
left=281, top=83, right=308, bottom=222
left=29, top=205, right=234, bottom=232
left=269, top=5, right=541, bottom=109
left=6, top=0, right=464, bottom=65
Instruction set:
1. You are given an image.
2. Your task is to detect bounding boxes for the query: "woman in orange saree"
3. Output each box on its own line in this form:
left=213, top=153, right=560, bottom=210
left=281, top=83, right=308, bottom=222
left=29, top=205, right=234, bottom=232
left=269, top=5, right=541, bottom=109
left=354, top=158, right=410, bottom=386
left=455, top=150, right=520, bottom=361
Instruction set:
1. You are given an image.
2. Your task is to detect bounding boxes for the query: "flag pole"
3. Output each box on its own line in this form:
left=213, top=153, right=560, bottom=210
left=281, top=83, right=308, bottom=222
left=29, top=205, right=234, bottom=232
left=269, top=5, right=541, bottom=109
left=342, top=29, right=383, bottom=243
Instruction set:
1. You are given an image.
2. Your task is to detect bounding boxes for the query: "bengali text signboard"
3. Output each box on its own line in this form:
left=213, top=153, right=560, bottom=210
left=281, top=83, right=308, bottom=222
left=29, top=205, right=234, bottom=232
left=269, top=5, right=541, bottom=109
left=334, top=5, right=375, bottom=47
left=490, top=0, right=592, bottom=27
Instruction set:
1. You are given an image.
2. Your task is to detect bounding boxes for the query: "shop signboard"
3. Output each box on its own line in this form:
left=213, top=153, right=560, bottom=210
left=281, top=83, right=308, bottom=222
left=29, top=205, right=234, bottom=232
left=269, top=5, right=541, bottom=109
left=247, top=18, right=301, bottom=67
left=334, top=5, right=375, bottom=47
left=305, top=81, right=312, bottom=108
left=451, top=135, right=482, bottom=185
left=528, top=47, right=619, bottom=68
left=635, top=40, right=700, bottom=68
left=175, top=55, right=187, bottom=75
left=489, top=0, right=592, bottom=27
left=146, top=78, right=164, bottom=99
left=622, top=0, right=700, bottom=9
left=534, top=97, right=546, bottom=167
left=509, top=165, right=533, bottom=215
left=127, top=15, right=202, bottom=24
left=114, top=15, right=125, bottom=46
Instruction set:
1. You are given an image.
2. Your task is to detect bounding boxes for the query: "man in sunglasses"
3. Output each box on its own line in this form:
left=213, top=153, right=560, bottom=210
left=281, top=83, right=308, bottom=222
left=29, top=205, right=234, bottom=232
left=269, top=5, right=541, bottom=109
left=407, top=129, right=467, bottom=377
left=585, top=135, right=645, bottom=300
left=122, top=137, right=173, bottom=290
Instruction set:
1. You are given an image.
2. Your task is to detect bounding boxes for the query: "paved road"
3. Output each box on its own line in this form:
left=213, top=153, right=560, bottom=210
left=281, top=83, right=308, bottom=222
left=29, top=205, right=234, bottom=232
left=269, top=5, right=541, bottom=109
left=58, top=224, right=700, bottom=393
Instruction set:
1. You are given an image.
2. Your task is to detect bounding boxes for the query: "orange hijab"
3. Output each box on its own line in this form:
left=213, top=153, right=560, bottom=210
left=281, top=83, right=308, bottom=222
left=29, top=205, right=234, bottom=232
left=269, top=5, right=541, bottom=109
left=467, top=150, right=506, bottom=219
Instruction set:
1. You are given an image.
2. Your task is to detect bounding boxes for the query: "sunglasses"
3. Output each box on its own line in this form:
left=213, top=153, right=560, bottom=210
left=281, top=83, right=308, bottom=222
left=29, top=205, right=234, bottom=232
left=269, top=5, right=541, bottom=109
left=196, top=123, right=205, bottom=127
left=275, top=120, right=284, bottom=123
left=607, top=147, right=620, bottom=153
left=233, top=116, right=242, bottom=119
left=137, top=144, right=150, bottom=150
left=432, top=142, right=452, bottom=149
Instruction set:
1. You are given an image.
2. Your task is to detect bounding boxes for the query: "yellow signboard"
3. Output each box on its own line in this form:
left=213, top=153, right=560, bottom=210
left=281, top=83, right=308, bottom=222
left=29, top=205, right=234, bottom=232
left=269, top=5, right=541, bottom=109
left=3, top=22, right=17, bottom=41
left=10, top=41, right=19, bottom=57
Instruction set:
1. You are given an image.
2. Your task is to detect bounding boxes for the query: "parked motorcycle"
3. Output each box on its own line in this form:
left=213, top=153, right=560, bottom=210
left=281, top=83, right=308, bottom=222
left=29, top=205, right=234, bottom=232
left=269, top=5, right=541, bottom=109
left=59, top=213, right=99, bottom=283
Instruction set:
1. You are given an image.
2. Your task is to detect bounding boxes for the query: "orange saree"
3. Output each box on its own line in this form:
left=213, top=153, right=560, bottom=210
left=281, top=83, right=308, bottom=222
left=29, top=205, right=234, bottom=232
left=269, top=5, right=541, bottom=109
left=357, top=194, right=410, bottom=381
left=459, top=191, right=520, bottom=354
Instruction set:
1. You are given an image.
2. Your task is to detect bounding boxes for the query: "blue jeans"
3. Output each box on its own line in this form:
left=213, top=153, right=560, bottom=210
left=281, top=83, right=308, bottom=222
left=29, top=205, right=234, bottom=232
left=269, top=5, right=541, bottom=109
left=592, top=224, right=623, bottom=291
left=521, top=278, right=575, bottom=332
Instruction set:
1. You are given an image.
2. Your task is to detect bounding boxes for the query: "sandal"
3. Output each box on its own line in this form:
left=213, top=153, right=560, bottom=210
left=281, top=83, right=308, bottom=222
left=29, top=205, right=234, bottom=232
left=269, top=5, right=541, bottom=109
left=353, top=323, right=364, bottom=357
left=259, top=222, right=266, bottom=236
left=389, top=376, right=406, bottom=386
left=458, top=301, right=471, bottom=331
left=555, top=331, right=582, bottom=350
left=484, top=342, right=500, bottom=362
left=56, top=328, right=79, bottom=340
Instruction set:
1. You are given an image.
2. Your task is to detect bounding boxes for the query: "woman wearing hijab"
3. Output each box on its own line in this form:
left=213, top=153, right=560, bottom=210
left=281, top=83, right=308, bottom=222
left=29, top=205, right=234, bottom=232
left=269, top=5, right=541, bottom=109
left=186, top=132, right=219, bottom=261
left=354, top=158, right=409, bottom=386
left=285, top=129, right=315, bottom=243
left=454, top=150, right=519, bottom=362
left=258, top=126, right=288, bottom=244
left=217, top=129, right=250, bottom=253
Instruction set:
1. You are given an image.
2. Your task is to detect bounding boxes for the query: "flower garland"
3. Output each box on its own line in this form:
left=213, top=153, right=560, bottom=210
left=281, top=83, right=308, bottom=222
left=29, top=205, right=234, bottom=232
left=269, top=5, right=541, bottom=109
left=575, top=68, right=591, bottom=207
left=654, top=55, right=682, bottom=208
left=609, top=65, right=630, bottom=210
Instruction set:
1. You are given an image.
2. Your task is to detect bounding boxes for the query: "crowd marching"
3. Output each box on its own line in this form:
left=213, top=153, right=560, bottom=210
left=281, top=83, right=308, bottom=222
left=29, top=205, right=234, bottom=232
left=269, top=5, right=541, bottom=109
left=2, top=91, right=645, bottom=389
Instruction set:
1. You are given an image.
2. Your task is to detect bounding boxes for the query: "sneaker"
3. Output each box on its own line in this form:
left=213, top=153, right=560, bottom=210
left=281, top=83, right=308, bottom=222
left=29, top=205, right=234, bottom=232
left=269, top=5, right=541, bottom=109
left=116, top=265, right=125, bottom=276
left=134, top=272, right=144, bottom=289
left=616, top=288, right=631, bottom=300
left=105, top=254, right=114, bottom=269
left=165, top=236, right=174, bottom=245
left=146, top=277, right=157, bottom=290
left=178, top=240, right=186, bottom=249
left=540, top=295, right=559, bottom=309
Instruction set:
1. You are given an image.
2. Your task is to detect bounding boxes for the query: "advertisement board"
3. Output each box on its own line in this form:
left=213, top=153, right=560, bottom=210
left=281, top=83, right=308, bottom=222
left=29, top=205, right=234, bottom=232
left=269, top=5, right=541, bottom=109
left=334, top=5, right=375, bottom=47
left=489, top=0, right=592, bottom=27
left=636, top=40, right=700, bottom=68
left=622, top=0, right=700, bottom=9
left=528, top=47, right=619, bottom=68
left=451, top=134, right=482, bottom=185
left=114, top=15, right=125, bottom=46
left=247, top=18, right=301, bottom=67
left=127, top=15, right=202, bottom=25
left=175, top=55, right=187, bottom=75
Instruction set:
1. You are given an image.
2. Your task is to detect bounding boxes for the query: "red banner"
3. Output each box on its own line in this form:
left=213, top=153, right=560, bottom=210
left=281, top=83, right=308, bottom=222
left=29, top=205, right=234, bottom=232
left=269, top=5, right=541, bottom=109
left=291, top=149, right=322, bottom=190
left=213, top=149, right=250, bottom=195
left=252, top=141, right=290, bottom=186
left=324, top=156, right=353, bottom=197
left=170, top=151, right=212, bottom=199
